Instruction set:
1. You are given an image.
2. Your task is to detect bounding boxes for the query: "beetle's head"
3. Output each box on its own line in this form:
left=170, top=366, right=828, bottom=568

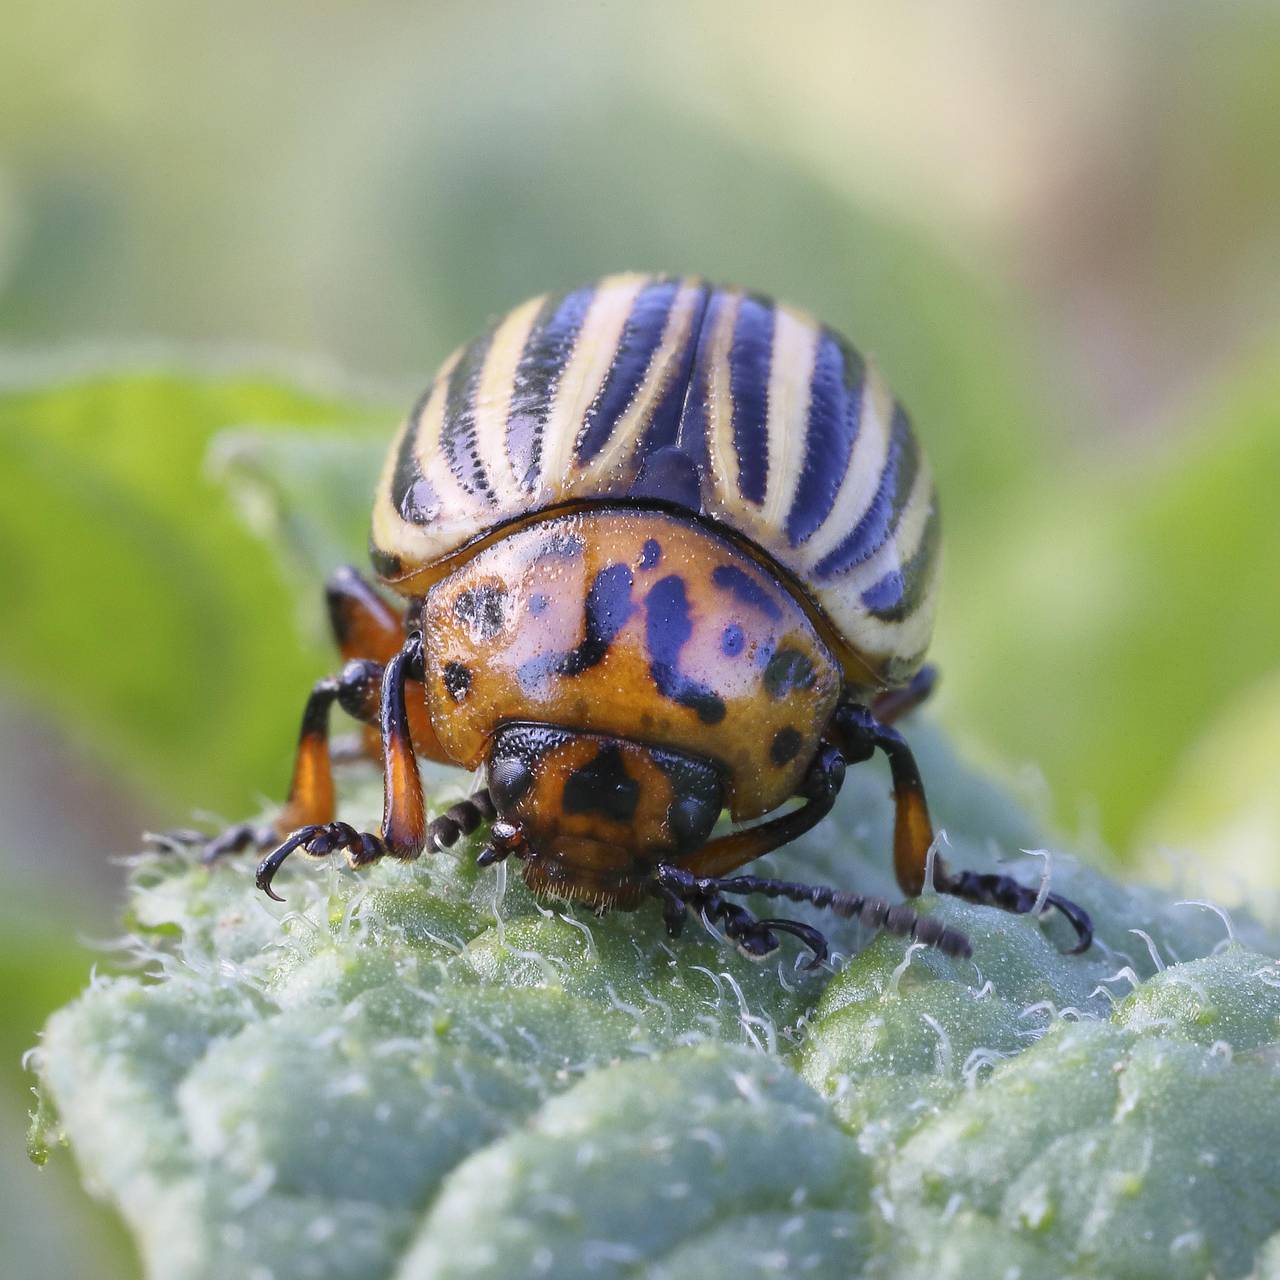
left=484, top=721, right=723, bottom=907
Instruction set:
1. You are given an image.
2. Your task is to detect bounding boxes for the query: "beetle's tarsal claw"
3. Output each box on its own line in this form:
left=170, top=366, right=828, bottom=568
left=1045, top=891, right=1094, bottom=954
left=761, top=917, right=830, bottom=969
left=939, top=869, right=1093, bottom=955
left=255, top=822, right=388, bottom=900
left=256, top=827, right=317, bottom=901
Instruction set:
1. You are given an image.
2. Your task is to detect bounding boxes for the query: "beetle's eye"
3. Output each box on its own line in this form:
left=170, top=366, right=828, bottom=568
left=488, top=755, right=534, bottom=811
left=668, top=791, right=720, bottom=852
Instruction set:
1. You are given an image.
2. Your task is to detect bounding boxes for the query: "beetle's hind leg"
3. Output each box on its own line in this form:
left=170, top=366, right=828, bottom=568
left=870, top=663, right=937, bottom=726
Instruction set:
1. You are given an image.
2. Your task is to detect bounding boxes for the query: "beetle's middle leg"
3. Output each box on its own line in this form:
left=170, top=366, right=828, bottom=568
left=652, top=865, right=971, bottom=965
left=831, top=701, right=1093, bottom=953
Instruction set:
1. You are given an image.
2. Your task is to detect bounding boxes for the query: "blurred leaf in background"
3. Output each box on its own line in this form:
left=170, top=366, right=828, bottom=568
left=0, top=370, right=387, bottom=815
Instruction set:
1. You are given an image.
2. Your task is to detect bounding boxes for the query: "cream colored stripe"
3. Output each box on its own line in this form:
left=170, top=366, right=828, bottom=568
left=537, top=274, right=650, bottom=497
left=799, top=359, right=895, bottom=567
left=471, top=293, right=544, bottom=502
left=847, top=560, right=941, bottom=666
left=577, top=278, right=704, bottom=488
left=701, top=290, right=743, bottom=511
left=842, top=457, right=935, bottom=594
left=828, top=459, right=939, bottom=669
left=760, top=305, right=819, bottom=528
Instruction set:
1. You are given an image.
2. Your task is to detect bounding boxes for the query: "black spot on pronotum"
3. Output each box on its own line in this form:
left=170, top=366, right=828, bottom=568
left=529, top=591, right=551, bottom=615
left=453, top=583, right=507, bottom=641
left=721, top=624, right=744, bottom=657
left=556, top=563, right=634, bottom=676
left=770, top=727, right=803, bottom=766
left=442, top=661, right=473, bottom=702
left=515, top=563, right=636, bottom=689
left=645, top=575, right=727, bottom=725
left=763, top=647, right=816, bottom=699
left=710, top=564, right=782, bottom=620
left=638, top=538, right=662, bottom=571
left=563, top=743, right=640, bottom=822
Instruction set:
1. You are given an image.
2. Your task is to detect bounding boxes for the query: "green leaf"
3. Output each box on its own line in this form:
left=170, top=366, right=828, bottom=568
left=0, top=365, right=390, bottom=815
left=32, top=732, right=1280, bottom=1279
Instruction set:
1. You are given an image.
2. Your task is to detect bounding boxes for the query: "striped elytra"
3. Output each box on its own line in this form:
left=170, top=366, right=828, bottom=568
left=372, top=273, right=940, bottom=693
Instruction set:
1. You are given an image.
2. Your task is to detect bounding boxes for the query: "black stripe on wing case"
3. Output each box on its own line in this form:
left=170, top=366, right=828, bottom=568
left=860, top=501, right=939, bottom=620
left=575, top=279, right=678, bottom=463
left=638, top=283, right=711, bottom=456
left=390, top=387, right=441, bottom=524
left=506, top=285, right=595, bottom=489
left=440, top=328, right=495, bottom=500
left=812, top=405, right=914, bottom=580
left=786, top=330, right=862, bottom=547
left=728, top=294, right=774, bottom=506
left=672, top=287, right=729, bottom=482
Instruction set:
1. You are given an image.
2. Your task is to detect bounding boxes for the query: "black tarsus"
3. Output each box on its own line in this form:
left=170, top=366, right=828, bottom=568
left=253, top=788, right=498, bottom=902
left=255, top=821, right=385, bottom=902
left=939, top=868, right=1094, bottom=954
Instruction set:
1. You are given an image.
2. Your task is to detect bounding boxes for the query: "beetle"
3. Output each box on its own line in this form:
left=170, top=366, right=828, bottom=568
left=189, top=273, right=1092, bottom=964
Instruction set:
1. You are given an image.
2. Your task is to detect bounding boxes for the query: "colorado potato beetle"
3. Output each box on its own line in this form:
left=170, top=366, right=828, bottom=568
left=192, top=273, right=1092, bottom=964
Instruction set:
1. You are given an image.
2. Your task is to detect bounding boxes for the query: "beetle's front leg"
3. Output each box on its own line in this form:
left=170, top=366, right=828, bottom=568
left=258, top=634, right=427, bottom=899
left=832, top=701, right=1093, bottom=953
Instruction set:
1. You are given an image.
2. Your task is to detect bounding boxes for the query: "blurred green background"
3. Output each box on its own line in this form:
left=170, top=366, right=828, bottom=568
left=2, top=2, right=1278, bottom=1275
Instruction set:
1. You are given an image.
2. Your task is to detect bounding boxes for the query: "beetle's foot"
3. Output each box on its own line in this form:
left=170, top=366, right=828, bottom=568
left=146, top=821, right=281, bottom=864
left=652, top=866, right=834, bottom=967
left=650, top=882, right=689, bottom=937
left=256, top=821, right=386, bottom=902
left=711, top=897, right=787, bottom=962
left=939, top=869, right=1093, bottom=954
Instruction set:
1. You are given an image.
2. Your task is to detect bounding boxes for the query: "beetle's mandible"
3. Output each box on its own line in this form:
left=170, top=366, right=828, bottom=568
left=185, top=273, right=1092, bottom=964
